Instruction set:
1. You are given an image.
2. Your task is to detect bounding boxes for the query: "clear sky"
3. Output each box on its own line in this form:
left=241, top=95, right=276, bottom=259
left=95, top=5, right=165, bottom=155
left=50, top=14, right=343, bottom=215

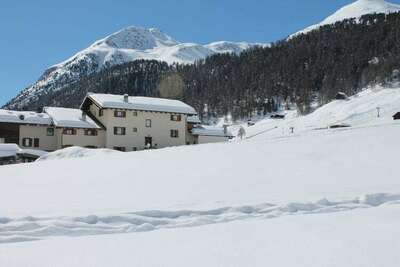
left=1, top=0, right=399, bottom=106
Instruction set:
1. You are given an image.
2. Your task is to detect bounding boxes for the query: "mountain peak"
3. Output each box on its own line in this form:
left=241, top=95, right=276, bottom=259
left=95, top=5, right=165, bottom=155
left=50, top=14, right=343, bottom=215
left=94, top=26, right=178, bottom=50
left=5, top=26, right=268, bottom=110
left=292, top=0, right=400, bottom=37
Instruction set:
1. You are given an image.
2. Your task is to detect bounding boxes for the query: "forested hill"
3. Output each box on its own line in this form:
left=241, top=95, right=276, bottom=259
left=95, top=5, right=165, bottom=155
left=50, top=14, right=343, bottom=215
left=8, top=12, right=400, bottom=119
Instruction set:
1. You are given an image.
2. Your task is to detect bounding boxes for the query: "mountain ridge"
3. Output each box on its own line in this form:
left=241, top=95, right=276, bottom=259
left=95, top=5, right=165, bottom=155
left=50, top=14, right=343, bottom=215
left=5, top=26, right=268, bottom=110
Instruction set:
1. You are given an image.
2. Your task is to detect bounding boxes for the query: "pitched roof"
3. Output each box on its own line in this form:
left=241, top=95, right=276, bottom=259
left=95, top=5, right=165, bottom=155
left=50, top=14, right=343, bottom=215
left=0, top=109, right=52, bottom=125
left=44, top=107, right=101, bottom=129
left=85, top=93, right=197, bottom=115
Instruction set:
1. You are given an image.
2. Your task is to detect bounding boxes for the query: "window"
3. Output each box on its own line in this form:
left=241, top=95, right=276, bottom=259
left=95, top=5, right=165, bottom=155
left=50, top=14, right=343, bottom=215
left=99, top=109, right=104, bottom=117
left=133, top=111, right=138, bottom=116
left=62, top=145, right=73, bottom=148
left=171, top=114, right=182, bottom=121
left=34, top=138, right=40, bottom=148
left=85, top=146, right=97, bottom=149
left=170, top=130, right=179, bottom=138
left=47, top=128, right=54, bottom=136
left=22, top=138, right=32, bottom=147
left=63, top=128, right=77, bottom=135
left=84, top=129, right=98, bottom=136
left=145, top=119, right=152, bottom=128
left=114, top=110, right=126, bottom=118
left=113, top=146, right=126, bottom=152
left=132, top=147, right=137, bottom=151
left=114, top=127, right=126, bottom=135
left=133, top=127, right=138, bottom=133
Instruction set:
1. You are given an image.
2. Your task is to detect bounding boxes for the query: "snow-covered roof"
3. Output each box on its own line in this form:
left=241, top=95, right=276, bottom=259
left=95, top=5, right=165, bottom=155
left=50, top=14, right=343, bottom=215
left=0, top=144, right=47, bottom=158
left=19, top=149, right=48, bottom=157
left=44, top=107, right=101, bottom=129
left=0, top=109, right=52, bottom=125
left=85, top=93, right=197, bottom=115
left=191, top=126, right=233, bottom=137
left=0, top=144, right=20, bottom=158
left=187, top=115, right=201, bottom=124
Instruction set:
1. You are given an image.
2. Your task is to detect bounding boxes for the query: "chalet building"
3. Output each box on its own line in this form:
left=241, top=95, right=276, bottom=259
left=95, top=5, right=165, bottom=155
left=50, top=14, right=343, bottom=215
left=44, top=107, right=105, bottom=149
left=393, top=112, right=400, bottom=120
left=0, top=93, right=232, bottom=153
left=0, top=109, right=55, bottom=151
left=81, top=93, right=200, bottom=151
left=0, top=108, right=104, bottom=151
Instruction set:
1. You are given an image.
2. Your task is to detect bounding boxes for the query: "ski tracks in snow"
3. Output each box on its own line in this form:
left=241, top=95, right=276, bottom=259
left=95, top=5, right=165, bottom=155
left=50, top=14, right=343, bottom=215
left=1, top=193, right=400, bottom=244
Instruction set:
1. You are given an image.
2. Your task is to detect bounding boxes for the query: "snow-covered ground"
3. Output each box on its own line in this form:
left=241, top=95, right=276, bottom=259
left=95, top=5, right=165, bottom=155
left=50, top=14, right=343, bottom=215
left=1, top=86, right=400, bottom=266
left=2, top=204, right=400, bottom=267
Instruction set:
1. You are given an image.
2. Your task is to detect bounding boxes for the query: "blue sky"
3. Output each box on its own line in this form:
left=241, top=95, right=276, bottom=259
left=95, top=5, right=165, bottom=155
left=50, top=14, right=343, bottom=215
left=1, top=0, right=399, bottom=106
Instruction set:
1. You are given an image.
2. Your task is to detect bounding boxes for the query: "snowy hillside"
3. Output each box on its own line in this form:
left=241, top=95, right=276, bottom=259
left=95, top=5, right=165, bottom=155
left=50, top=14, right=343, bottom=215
left=5, top=26, right=267, bottom=110
left=238, top=85, right=400, bottom=140
left=292, top=0, right=400, bottom=37
left=1, top=86, right=400, bottom=266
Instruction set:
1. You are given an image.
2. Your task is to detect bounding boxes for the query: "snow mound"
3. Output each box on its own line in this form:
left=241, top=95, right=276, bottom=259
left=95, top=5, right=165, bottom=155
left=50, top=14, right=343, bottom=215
left=37, top=147, right=120, bottom=161
left=1, top=192, right=399, bottom=244
left=292, top=0, right=400, bottom=37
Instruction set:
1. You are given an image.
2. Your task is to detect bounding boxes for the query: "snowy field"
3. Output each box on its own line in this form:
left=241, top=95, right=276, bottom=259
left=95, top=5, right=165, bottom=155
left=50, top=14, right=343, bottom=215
left=1, top=86, right=400, bottom=266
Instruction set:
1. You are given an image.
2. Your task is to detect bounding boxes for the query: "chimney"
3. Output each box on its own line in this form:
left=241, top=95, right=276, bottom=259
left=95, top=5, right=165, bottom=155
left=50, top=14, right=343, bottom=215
left=82, top=111, right=87, bottom=121
left=123, top=94, right=129, bottom=103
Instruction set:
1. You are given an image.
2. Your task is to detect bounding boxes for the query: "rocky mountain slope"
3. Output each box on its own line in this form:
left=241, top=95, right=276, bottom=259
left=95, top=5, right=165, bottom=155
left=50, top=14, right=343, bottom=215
left=4, top=26, right=266, bottom=110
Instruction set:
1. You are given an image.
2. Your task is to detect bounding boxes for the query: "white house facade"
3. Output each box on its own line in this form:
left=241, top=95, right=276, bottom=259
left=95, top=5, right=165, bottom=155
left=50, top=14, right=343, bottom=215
left=81, top=93, right=199, bottom=151
left=0, top=93, right=232, bottom=153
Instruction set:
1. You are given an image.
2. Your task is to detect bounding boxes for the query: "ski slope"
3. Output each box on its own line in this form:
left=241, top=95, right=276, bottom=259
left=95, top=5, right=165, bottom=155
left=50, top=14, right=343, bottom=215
left=1, top=86, right=400, bottom=266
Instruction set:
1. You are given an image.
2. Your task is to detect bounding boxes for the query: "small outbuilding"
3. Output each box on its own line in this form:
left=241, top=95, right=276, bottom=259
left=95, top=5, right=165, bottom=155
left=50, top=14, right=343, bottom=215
left=393, top=112, right=400, bottom=120
left=191, top=125, right=233, bottom=144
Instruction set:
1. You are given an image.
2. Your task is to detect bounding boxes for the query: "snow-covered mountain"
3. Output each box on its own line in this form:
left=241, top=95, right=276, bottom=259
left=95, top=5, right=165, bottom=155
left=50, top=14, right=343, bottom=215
left=292, top=0, right=400, bottom=37
left=5, top=26, right=267, bottom=109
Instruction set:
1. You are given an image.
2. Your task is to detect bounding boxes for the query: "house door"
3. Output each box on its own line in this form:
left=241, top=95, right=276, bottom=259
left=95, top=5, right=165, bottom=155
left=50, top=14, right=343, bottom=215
left=145, top=136, right=152, bottom=148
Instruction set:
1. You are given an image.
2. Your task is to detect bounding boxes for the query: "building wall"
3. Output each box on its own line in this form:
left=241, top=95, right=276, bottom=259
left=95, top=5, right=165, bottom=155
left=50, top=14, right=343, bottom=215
left=198, top=135, right=229, bottom=144
left=186, top=129, right=198, bottom=145
left=89, top=103, right=107, bottom=126
left=19, top=125, right=58, bottom=151
left=89, top=105, right=187, bottom=151
left=0, top=138, right=4, bottom=143
left=58, top=128, right=106, bottom=149
left=19, top=125, right=105, bottom=150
